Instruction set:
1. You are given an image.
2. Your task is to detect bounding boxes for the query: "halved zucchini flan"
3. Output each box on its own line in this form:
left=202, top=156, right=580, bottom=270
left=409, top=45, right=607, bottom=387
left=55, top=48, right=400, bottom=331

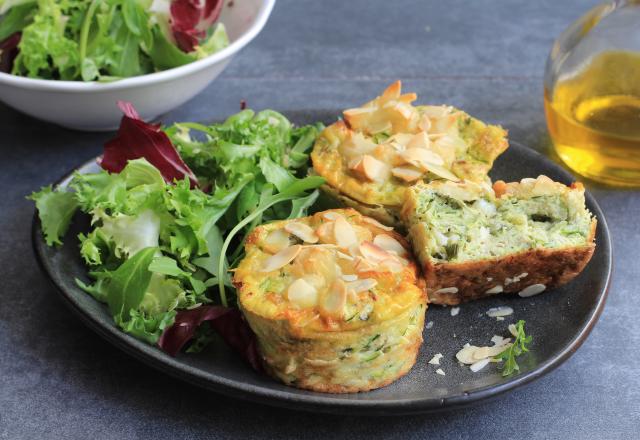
left=311, top=81, right=509, bottom=227
left=233, top=209, right=427, bottom=393
left=401, top=176, right=597, bottom=305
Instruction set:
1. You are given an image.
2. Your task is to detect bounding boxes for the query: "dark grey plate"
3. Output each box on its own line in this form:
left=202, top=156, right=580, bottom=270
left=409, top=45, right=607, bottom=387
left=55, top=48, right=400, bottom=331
left=32, top=111, right=611, bottom=415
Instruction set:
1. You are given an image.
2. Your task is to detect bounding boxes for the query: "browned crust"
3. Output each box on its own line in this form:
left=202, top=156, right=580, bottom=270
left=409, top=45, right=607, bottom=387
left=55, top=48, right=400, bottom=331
left=426, top=219, right=597, bottom=305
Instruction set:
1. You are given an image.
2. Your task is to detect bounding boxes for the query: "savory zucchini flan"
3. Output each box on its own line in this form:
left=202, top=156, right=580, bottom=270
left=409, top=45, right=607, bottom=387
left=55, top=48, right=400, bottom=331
left=233, top=209, right=427, bottom=393
left=311, top=81, right=509, bottom=227
left=401, top=176, right=597, bottom=305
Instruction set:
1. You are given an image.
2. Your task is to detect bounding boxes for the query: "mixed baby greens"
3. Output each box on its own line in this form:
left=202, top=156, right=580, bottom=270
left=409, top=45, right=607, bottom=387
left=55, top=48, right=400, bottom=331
left=30, top=103, right=324, bottom=362
left=0, top=0, right=228, bottom=81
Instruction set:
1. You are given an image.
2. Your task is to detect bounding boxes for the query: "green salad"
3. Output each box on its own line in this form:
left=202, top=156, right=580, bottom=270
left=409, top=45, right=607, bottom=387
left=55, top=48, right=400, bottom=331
left=0, top=0, right=228, bottom=81
left=30, top=104, right=324, bottom=353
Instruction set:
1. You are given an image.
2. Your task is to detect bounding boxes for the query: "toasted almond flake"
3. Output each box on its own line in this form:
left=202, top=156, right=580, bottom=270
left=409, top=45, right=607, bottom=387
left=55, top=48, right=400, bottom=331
left=319, top=279, right=347, bottom=318
left=287, top=278, right=318, bottom=308
left=435, top=368, right=446, bottom=376
left=432, top=114, right=458, bottom=134
left=421, top=105, right=450, bottom=119
left=473, top=344, right=511, bottom=360
left=284, top=358, right=297, bottom=374
left=470, top=358, right=490, bottom=373
left=428, top=353, right=443, bottom=365
left=496, top=316, right=505, bottom=321
left=261, top=245, right=302, bottom=272
left=457, top=340, right=513, bottom=365
left=418, top=115, right=432, bottom=131
left=407, top=131, right=431, bottom=150
left=361, top=216, right=394, bottom=231
left=433, top=287, right=458, bottom=295
left=341, top=274, right=358, bottom=282
left=322, top=212, right=343, bottom=221
left=487, top=277, right=494, bottom=282
left=451, top=307, right=460, bottom=316
left=391, top=166, right=423, bottom=182
left=456, top=344, right=477, bottom=364
left=336, top=251, right=354, bottom=261
left=354, top=256, right=375, bottom=272
left=346, top=278, right=377, bottom=293
left=425, top=321, right=434, bottom=329
left=380, top=258, right=405, bottom=273
left=372, top=234, right=406, bottom=256
left=491, top=335, right=508, bottom=346
left=485, top=285, right=504, bottom=294
left=361, top=155, right=390, bottom=183
left=263, top=229, right=291, bottom=254
left=347, top=156, right=363, bottom=170
left=400, top=147, right=445, bottom=168
left=434, top=133, right=467, bottom=152
left=359, top=241, right=390, bottom=263
left=285, top=222, right=318, bottom=244
left=334, top=216, right=358, bottom=249
left=486, top=306, right=514, bottom=318
left=315, top=221, right=334, bottom=243
left=424, top=163, right=460, bottom=181
left=508, top=324, right=518, bottom=337
left=518, top=283, right=546, bottom=297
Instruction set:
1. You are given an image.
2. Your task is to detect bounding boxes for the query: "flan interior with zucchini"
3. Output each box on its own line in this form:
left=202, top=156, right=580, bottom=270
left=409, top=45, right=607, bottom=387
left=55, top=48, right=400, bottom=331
left=311, top=81, right=509, bottom=227
left=401, top=176, right=597, bottom=305
left=233, top=209, right=427, bottom=393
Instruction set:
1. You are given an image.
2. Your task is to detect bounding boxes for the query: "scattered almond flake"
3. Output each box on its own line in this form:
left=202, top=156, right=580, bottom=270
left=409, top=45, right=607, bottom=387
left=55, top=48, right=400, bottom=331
left=318, top=279, right=347, bottom=318
left=456, top=338, right=513, bottom=365
left=287, top=278, right=318, bottom=308
left=373, top=234, right=406, bottom=256
left=518, top=283, right=546, bottom=298
left=485, top=285, right=503, bottom=294
left=361, top=216, right=394, bottom=231
left=425, top=163, right=460, bottom=181
left=433, top=287, right=458, bottom=295
left=346, top=278, right=377, bottom=293
left=284, top=222, right=318, bottom=244
left=359, top=241, right=390, bottom=263
left=425, top=321, right=434, bottom=329
left=379, top=257, right=404, bottom=273
left=336, top=251, right=354, bottom=261
left=334, top=216, right=358, bottom=249
left=470, top=358, right=490, bottom=373
left=504, top=272, right=529, bottom=286
left=260, top=245, right=302, bottom=272
left=391, top=166, right=423, bottom=182
left=322, top=212, right=343, bottom=221
left=400, top=147, right=445, bottom=169
left=490, top=335, right=505, bottom=346
left=435, top=368, right=445, bottom=376
left=341, top=274, right=358, bottom=282
left=486, top=277, right=493, bottom=282
left=428, top=353, right=443, bottom=365
left=450, top=307, right=460, bottom=316
left=262, top=229, right=291, bottom=254
left=486, top=306, right=514, bottom=318
left=496, top=316, right=505, bottom=321
left=508, top=324, right=518, bottom=337
left=359, top=155, right=390, bottom=183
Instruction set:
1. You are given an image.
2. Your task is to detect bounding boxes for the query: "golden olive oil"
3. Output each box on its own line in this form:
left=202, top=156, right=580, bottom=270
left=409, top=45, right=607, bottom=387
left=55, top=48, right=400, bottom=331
left=544, top=51, right=640, bottom=186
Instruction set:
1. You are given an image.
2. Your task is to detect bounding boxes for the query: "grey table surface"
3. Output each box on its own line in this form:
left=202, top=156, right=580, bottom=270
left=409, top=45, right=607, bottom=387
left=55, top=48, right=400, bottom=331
left=1, top=0, right=639, bottom=438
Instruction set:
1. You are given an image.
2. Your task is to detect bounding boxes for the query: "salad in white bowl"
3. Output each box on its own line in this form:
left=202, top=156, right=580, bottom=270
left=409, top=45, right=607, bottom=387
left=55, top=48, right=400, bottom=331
left=0, top=0, right=275, bottom=130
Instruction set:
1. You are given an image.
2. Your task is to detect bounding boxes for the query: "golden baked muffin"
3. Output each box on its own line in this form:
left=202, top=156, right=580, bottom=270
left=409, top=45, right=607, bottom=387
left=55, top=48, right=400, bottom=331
left=311, top=81, right=509, bottom=227
left=233, top=209, right=427, bottom=393
left=401, top=176, right=597, bottom=305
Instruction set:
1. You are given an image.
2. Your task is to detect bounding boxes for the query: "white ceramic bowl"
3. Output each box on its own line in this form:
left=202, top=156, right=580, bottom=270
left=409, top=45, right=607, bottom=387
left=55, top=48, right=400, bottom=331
left=0, top=0, right=275, bottom=131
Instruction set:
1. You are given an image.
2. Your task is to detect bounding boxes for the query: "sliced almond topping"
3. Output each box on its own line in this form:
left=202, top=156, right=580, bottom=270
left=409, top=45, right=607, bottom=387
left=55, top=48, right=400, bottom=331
left=318, top=279, right=347, bottom=318
left=421, top=105, right=451, bottom=119
left=380, top=258, right=404, bottom=273
left=373, top=234, right=406, bottom=256
left=424, top=163, right=460, bottom=181
left=381, top=80, right=402, bottom=101
left=418, top=114, right=431, bottom=132
left=434, top=134, right=467, bottom=153
left=347, top=156, right=363, bottom=170
left=260, top=244, right=302, bottom=272
left=508, top=324, right=518, bottom=337
left=400, top=148, right=445, bottom=169
left=470, top=358, right=490, bottom=373
left=406, top=131, right=431, bottom=150
left=361, top=155, right=390, bottom=183
left=346, top=278, right=377, bottom=293
left=361, top=216, right=394, bottom=231
left=341, top=274, right=358, bottom=282
left=262, top=229, right=290, bottom=254
left=336, top=251, right=355, bottom=261
left=354, top=256, right=375, bottom=273
left=486, top=306, right=514, bottom=318
left=392, top=166, right=423, bottom=182
left=334, top=216, right=358, bottom=249
left=284, top=222, right=318, bottom=244
left=322, top=211, right=343, bottom=221
left=518, top=283, right=546, bottom=298
left=431, top=113, right=458, bottom=134
left=359, top=241, right=391, bottom=263
left=287, top=278, right=318, bottom=308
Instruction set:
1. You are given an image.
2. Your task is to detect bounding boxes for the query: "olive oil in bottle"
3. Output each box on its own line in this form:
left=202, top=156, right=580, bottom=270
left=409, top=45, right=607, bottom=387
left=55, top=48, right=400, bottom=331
left=544, top=51, right=640, bottom=186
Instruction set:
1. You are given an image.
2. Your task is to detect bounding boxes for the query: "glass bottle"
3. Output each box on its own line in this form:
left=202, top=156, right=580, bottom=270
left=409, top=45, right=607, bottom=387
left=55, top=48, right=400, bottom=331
left=544, top=0, right=640, bottom=186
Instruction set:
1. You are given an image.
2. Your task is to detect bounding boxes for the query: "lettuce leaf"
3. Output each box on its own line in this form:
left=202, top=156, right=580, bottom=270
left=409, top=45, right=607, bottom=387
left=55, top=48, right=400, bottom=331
left=28, top=186, right=78, bottom=246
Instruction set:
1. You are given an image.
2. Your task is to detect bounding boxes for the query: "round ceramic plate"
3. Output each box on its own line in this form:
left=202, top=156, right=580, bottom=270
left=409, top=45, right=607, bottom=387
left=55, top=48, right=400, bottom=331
left=32, top=111, right=611, bottom=415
